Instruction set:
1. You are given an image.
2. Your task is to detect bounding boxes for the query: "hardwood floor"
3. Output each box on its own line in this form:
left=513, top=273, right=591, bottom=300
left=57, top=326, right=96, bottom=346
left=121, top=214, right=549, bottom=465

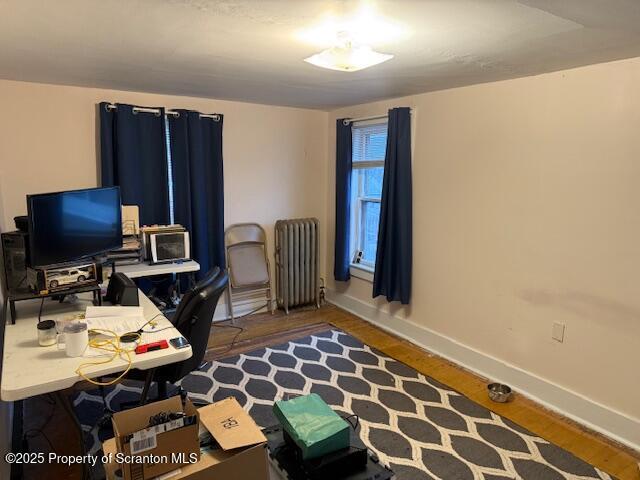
left=22, top=304, right=640, bottom=479
left=211, top=304, right=640, bottom=480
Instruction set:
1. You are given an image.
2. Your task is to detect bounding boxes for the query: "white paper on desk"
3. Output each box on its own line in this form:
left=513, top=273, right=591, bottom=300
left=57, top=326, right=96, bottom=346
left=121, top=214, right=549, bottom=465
left=85, top=306, right=144, bottom=318
left=84, top=306, right=145, bottom=336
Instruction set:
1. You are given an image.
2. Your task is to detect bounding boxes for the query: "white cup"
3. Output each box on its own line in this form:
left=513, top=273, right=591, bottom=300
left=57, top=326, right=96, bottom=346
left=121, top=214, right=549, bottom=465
left=62, top=321, right=89, bottom=357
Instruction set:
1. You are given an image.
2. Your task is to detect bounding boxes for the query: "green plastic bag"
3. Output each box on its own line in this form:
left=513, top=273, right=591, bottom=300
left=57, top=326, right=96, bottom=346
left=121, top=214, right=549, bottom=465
left=273, top=393, right=350, bottom=459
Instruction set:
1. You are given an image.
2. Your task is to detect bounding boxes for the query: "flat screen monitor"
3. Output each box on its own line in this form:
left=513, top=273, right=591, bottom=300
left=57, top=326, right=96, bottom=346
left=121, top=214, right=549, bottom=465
left=27, top=186, right=123, bottom=268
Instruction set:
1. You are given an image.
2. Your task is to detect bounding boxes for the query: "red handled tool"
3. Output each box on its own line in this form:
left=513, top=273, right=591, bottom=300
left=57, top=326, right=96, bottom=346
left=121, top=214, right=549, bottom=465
left=135, top=340, right=169, bottom=354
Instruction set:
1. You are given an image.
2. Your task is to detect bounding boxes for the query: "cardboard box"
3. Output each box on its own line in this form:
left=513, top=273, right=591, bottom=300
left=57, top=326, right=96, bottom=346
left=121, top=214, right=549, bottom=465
left=122, top=205, right=140, bottom=235
left=111, top=396, right=200, bottom=480
left=105, top=397, right=269, bottom=480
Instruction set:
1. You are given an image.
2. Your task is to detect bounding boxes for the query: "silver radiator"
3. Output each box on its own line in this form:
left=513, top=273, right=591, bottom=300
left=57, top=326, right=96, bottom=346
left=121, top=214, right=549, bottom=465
left=275, top=218, right=320, bottom=314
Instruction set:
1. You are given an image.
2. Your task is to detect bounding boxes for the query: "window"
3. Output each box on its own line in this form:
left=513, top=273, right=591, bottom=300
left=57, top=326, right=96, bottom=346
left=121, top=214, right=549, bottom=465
left=350, top=120, right=387, bottom=272
left=164, top=115, right=175, bottom=224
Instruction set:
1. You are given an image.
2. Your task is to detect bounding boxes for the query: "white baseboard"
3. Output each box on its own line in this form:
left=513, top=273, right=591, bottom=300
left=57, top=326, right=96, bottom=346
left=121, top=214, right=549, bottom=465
left=327, top=289, right=640, bottom=452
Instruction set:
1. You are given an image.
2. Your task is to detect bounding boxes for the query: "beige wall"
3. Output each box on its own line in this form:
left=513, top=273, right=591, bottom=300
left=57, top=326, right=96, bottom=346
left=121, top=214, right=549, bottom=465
left=326, top=57, right=640, bottom=426
left=2, top=56, right=640, bottom=450
left=0, top=79, right=328, bottom=283
left=0, top=79, right=329, bottom=470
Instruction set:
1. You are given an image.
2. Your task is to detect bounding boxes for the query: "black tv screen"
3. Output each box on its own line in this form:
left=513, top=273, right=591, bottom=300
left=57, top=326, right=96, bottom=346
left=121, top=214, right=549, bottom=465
left=27, top=186, right=122, bottom=268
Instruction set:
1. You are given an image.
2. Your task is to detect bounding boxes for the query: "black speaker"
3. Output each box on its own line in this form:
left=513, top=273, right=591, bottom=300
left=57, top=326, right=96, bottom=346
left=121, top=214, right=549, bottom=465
left=14, top=215, right=29, bottom=232
left=2, top=231, right=28, bottom=291
left=105, top=272, right=139, bottom=306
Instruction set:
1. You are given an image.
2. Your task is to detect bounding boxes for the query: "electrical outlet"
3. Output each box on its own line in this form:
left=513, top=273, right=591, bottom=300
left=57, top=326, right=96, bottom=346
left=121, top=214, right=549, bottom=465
left=552, top=322, right=565, bottom=343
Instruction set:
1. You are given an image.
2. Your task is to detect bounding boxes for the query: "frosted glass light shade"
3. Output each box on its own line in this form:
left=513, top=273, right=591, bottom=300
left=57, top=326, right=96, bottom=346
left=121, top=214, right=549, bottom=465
left=304, top=43, right=393, bottom=72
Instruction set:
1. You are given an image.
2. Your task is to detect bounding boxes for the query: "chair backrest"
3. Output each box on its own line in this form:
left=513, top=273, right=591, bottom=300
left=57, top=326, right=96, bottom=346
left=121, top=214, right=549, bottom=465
left=225, top=223, right=266, bottom=246
left=225, top=223, right=270, bottom=288
left=161, top=267, right=228, bottom=382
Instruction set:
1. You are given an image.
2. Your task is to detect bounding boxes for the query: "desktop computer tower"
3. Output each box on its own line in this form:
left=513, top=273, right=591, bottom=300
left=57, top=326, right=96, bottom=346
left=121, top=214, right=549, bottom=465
left=1, top=231, right=28, bottom=291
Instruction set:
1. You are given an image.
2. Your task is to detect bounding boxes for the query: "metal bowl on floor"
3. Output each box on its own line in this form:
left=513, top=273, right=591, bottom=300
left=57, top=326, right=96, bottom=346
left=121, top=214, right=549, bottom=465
left=488, top=383, right=512, bottom=403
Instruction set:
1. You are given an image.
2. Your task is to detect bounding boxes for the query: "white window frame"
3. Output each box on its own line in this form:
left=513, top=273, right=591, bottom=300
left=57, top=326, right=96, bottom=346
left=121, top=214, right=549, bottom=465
left=352, top=161, right=383, bottom=270
left=349, top=119, right=387, bottom=280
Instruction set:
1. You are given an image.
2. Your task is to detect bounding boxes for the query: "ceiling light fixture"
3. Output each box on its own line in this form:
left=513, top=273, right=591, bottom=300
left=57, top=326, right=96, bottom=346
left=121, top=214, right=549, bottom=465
left=297, top=4, right=405, bottom=73
left=304, top=32, right=393, bottom=72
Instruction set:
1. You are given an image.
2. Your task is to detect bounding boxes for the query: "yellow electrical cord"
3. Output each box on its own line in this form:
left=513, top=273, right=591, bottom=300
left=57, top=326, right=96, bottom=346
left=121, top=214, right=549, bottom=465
left=74, top=328, right=141, bottom=386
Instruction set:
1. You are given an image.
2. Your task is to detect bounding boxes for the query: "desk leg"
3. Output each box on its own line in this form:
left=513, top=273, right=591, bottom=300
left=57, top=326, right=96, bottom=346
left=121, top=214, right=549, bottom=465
left=55, top=391, right=88, bottom=480
left=176, top=272, right=194, bottom=298
left=2, top=296, right=8, bottom=326
left=9, top=300, right=16, bottom=325
left=175, top=274, right=182, bottom=299
left=92, top=289, right=102, bottom=306
left=139, top=369, right=156, bottom=405
left=10, top=400, right=23, bottom=480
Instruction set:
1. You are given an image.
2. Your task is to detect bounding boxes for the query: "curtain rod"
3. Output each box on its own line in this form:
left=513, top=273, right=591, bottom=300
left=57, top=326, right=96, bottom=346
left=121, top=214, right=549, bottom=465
left=104, top=103, right=221, bottom=121
left=342, top=109, right=412, bottom=126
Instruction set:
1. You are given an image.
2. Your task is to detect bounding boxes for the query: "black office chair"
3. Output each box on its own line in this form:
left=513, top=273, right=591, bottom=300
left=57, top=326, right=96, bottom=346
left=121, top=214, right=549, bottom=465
left=128, top=266, right=228, bottom=405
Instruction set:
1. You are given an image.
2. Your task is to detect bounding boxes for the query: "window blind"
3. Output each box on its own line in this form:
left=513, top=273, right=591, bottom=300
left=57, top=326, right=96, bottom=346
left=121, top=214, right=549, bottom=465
left=352, top=122, right=387, bottom=164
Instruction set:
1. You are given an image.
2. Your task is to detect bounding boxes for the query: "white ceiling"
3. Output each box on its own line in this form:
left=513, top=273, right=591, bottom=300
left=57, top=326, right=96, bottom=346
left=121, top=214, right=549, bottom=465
left=1, top=0, right=640, bottom=110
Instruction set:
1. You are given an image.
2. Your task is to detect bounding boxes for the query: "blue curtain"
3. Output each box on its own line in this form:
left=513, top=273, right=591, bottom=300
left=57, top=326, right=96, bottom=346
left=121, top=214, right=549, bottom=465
left=373, top=107, right=412, bottom=304
left=168, top=110, right=225, bottom=279
left=334, top=118, right=353, bottom=281
left=99, top=102, right=170, bottom=226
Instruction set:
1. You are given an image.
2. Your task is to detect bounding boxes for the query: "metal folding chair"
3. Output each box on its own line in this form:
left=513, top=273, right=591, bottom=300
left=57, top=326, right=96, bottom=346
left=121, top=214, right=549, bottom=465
left=224, top=223, right=274, bottom=322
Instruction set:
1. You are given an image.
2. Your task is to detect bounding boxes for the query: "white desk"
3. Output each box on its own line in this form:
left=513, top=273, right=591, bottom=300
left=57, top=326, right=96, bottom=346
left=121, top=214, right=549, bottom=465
left=1, top=290, right=192, bottom=401
left=1, top=290, right=193, bottom=480
left=114, top=260, right=200, bottom=279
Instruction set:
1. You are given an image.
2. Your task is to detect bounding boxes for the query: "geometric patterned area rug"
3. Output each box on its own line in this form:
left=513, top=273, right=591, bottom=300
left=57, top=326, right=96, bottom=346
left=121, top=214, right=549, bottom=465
left=73, top=328, right=613, bottom=480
